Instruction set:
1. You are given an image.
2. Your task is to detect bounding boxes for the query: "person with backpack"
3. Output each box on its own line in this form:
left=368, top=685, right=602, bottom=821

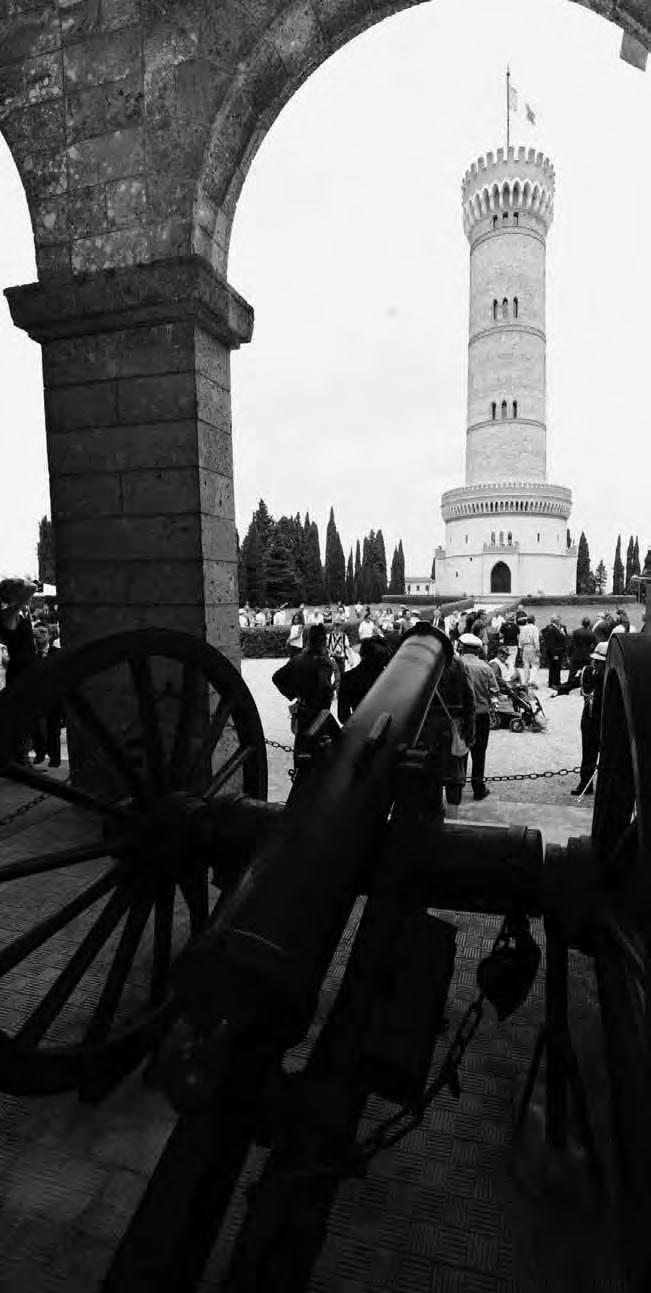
left=326, top=618, right=351, bottom=691
left=272, top=624, right=335, bottom=767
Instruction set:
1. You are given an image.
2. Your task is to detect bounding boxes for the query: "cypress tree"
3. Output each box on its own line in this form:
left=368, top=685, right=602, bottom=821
left=576, top=531, right=593, bottom=594
left=266, top=537, right=302, bottom=606
left=375, top=529, right=388, bottom=599
left=395, top=540, right=405, bottom=596
left=345, top=549, right=354, bottom=603
left=389, top=545, right=400, bottom=594
left=242, top=523, right=266, bottom=605
left=324, top=507, right=345, bottom=601
left=304, top=521, right=324, bottom=603
left=236, top=528, right=246, bottom=604
left=632, top=536, right=641, bottom=583
left=353, top=539, right=362, bottom=602
left=251, top=498, right=274, bottom=552
left=36, top=515, right=55, bottom=585
left=275, top=514, right=305, bottom=601
left=625, top=535, right=634, bottom=591
left=612, top=534, right=624, bottom=596
left=359, top=534, right=373, bottom=603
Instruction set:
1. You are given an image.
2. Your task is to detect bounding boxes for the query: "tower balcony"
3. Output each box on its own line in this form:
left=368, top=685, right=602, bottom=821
left=441, top=480, right=572, bottom=524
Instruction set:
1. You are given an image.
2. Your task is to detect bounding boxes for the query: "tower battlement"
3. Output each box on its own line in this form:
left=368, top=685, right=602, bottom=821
left=462, top=146, right=555, bottom=238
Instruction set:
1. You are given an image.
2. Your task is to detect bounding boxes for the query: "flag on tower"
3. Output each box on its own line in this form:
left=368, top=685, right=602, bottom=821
left=525, top=102, right=536, bottom=125
left=508, top=82, right=518, bottom=112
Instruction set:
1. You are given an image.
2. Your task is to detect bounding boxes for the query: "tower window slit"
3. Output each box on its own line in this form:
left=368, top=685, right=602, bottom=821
left=513, top=400, right=518, bottom=418
left=513, top=296, right=518, bottom=318
left=501, top=400, right=507, bottom=419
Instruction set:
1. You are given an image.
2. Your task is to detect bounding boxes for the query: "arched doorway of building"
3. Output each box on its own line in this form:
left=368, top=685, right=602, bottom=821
left=491, top=562, right=511, bottom=594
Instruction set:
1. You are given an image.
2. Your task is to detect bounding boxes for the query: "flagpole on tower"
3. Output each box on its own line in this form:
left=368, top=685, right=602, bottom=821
left=506, top=65, right=510, bottom=151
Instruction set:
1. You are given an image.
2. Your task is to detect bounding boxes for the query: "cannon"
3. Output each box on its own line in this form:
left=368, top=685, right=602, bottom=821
left=0, top=624, right=648, bottom=1290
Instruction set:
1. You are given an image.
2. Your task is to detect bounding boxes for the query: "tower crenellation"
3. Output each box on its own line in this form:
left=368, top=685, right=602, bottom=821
left=462, top=147, right=555, bottom=240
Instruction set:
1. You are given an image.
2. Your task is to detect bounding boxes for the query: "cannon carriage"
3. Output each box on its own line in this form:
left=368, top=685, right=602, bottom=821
left=0, top=624, right=648, bottom=1291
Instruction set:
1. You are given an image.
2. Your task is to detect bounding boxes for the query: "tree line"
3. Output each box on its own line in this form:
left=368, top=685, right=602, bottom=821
left=576, top=531, right=641, bottom=595
left=237, top=501, right=406, bottom=607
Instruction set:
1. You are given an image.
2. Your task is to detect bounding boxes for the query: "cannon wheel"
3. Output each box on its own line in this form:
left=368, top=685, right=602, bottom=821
left=590, top=632, right=651, bottom=1284
left=0, top=629, right=267, bottom=1097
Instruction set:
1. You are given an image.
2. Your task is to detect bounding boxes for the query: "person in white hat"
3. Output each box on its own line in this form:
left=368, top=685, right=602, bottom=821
left=571, top=640, right=608, bottom=796
left=458, top=633, right=499, bottom=801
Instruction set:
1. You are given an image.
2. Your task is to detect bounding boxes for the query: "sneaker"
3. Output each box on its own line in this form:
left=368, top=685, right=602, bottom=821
left=473, top=786, right=490, bottom=801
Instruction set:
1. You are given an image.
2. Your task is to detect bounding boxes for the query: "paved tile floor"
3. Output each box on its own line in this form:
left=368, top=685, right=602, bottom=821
left=0, top=663, right=629, bottom=1292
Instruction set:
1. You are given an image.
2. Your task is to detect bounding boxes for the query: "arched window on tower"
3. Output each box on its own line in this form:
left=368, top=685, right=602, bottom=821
left=502, top=212, right=508, bottom=222
left=492, top=215, right=498, bottom=229
left=513, top=212, right=519, bottom=225
left=491, top=402, right=496, bottom=420
left=513, top=296, right=519, bottom=318
left=502, top=298, right=508, bottom=319
left=507, top=531, right=512, bottom=545
left=501, top=400, right=507, bottom=419
left=493, top=299, right=498, bottom=320
left=513, top=400, right=518, bottom=418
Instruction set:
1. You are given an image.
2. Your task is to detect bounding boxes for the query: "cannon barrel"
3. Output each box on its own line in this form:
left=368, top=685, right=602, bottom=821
left=174, top=625, right=452, bottom=1046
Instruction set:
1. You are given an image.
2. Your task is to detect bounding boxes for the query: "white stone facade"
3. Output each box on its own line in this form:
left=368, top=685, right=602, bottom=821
left=428, top=146, right=577, bottom=599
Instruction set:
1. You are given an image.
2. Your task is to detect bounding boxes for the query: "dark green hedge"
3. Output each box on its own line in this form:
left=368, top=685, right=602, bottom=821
left=240, top=623, right=405, bottom=659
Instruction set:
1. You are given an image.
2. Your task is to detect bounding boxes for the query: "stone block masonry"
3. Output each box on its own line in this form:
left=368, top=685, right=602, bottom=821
left=6, top=257, right=252, bottom=663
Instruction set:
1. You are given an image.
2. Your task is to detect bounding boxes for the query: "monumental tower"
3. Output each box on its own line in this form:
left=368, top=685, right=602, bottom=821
left=431, top=145, right=577, bottom=598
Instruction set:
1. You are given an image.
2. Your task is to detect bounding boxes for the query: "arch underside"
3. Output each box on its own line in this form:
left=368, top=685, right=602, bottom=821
left=0, top=0, right=647, bottom=279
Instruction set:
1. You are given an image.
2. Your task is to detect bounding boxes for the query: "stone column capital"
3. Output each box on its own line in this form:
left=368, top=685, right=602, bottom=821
left=5, top=256, right=253, bottom=351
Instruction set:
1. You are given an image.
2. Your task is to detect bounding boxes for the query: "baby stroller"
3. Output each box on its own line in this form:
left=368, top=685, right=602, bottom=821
left=490, top=680, right=547, bottom=732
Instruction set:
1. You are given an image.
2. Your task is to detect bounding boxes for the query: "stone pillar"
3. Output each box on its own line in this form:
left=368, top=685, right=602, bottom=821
left=6, top=257, right=251, bottom=665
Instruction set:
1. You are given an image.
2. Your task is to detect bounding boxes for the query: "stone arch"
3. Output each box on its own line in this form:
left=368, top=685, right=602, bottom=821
left=491, top=561, right=511, bottom=594
left=0, top=0, right=648, bottom=662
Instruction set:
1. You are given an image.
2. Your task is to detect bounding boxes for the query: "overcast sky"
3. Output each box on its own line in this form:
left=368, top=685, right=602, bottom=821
left=1, top=0, right=650, bottom=588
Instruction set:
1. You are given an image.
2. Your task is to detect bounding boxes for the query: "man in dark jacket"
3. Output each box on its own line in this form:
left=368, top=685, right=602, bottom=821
left=272, top=624, right=335, bottom=767
left=540, top=615, right=566, bottom=688
left=337, top=638, right=391, bottom=723
left=571, top=641, right=606, bottom=795
left=418, top=651, right=476, bottom=818
left=563, top=617, right=596, bottom=689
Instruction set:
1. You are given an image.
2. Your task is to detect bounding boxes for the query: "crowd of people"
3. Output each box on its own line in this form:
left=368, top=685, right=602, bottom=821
left=271, top=599, right=636, bottom=812
left=0, top=577, right=62, bottom=766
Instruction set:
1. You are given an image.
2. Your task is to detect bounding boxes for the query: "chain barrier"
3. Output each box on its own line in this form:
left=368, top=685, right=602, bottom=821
left=0, top=791, right=49, bottom=831
left=264, top=737, right=581, bottom=782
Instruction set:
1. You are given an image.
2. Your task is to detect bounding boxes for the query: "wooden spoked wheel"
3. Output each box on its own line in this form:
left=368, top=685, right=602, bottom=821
left=0, top=630, right=267, bottom=1096
left=590, top=632, right=651, bottom=1284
